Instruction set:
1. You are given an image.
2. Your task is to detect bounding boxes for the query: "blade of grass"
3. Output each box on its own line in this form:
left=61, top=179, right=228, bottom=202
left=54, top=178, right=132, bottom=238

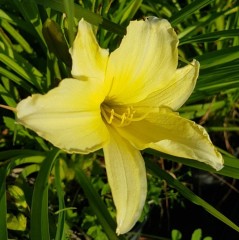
left=54, top=158, right=66, bottom=240
left=0, top=45, right=43, bottom=92
left=0, top=19, right=33, bottom=54
left=177, top=8, right=233, bottom=40
left=170, top=0, right=215, bottom=26
left=180, top=29, right=239, bottom=45
left=0, top=150, right=45, bottom=163
left=146, top=160, right=239, bottom=233
left=63, top=0, right=75, bottom=47
left=119, top=0, right=143, bottom=24
left=12, top=0, right=46, bottom=49
left=0, top=9, right=36, bottom=36
left=20, top=164, right=41, bottom=179
left=0, top=151, right=46, bottom=240
left=197, top=46, right=239, bottom=69
left=0, top=150, right=41, bottom=161
left=30, top=148, right=61, bottom=240
left=180, top=100, right=226, bottom=119
left=145, top=149, right=239, bottom=179
left=0, top=166, right=8, bottom=240
left=207, top=126, right=239, bottom=132
left=0, top=82, right=17, bottom=107
left=74, top=167, right=126, bottom=240
left=188, top=60, right=239, bottom=103
left=35, top=0, right=126, bottom=36
left=0, top=67, right=34, bottom=92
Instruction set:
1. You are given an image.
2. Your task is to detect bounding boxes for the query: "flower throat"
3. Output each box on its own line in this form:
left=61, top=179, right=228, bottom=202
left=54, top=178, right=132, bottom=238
left=101, top=103, right=146, bottom=127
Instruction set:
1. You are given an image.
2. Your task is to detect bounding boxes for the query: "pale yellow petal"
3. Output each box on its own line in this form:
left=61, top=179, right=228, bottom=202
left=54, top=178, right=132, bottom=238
left=116, top=108, right=223, bottom=171
left=17, top=78, right=108, bottom=153
left=71, top=19, right=109, bottom=81
left=105, top=17, right=178, bottom=104
left=103, top=126, right=147, bottom=235
left=136, top=60, right=199, bottom=110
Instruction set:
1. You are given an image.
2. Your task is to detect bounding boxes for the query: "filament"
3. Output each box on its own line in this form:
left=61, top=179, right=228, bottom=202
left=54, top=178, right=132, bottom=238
left=101, top=103, right=150, bottom=127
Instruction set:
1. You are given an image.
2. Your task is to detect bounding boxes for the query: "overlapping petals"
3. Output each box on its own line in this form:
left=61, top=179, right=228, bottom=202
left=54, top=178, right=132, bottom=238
left=116, top=108, right=223, bottom=171
left=71, top=19, right=109, bottom=82
left=136, top=60, right=200, bottom=111
left=105, top=17, right=179, bottom=104
left=17, top=78, right=108, bottom=153
left=16, top=17, right=223, bottom=236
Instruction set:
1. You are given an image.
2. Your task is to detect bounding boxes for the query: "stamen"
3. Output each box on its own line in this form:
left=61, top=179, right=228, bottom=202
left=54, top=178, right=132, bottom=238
left=101, top=103, right=151, bottom=127
left=120, top=113, right=126, bottom=126
left=129, top=111, right=150, bottom=122
left=126, top=107, right=131, bottom=116
left=109, top=109, right=114, bottom=124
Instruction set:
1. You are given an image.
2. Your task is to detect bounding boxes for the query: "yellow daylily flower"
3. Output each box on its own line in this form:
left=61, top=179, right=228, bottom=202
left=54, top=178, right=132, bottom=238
left=16, top=17, right=223, bottom=235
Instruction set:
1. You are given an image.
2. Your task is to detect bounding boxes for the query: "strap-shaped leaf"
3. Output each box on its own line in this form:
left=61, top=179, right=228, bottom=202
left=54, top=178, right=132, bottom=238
left=54, top=158, right=66, bottom=240
left=146, top=149, right=239, bottom=179
left=170, top=0, right=215, bottom=26
left=35, top=0, right=126, bottom=36
left=30, top=148, right=60, bottom=240
left=146, top=160, right=239, bottom=233
left=0, top=167, right=8, bottom=240
left=74, top=167, right=126, bottom=240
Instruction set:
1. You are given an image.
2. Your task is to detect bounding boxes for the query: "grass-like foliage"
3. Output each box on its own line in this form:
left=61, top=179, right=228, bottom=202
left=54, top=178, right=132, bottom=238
left=0, top=0, right=239, bottom=239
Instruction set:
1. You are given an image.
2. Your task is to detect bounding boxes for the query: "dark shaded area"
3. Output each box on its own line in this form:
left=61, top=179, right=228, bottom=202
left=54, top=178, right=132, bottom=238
left=143, top=169, right=239, bottom=239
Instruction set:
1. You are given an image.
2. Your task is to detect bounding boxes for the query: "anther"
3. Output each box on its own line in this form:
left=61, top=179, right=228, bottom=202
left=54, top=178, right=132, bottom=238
left=109, top=109, right=114, bottom=124
left=120, top=113, right=126, bottom=125
left=101, top=104, right=149, bottom=127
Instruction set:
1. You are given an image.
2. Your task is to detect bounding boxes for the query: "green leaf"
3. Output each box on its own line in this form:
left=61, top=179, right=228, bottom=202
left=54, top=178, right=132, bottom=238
left=87, top=225, right=108, bottom=240
left=180, top=29, right=239, bottom=45
left=0, top=151, right=48, bottom=240
left=54, top=158, right=66, bottom=240
left=0, top=166, right=8, bottom=240
left=20, top=164, right=41, bottom=179
left=203, top=237, right=213, bottom=240
left=180, top=101, right=226, bottom=119
left=172, top=229, right=182, bottom=240
left=0, top=149, right=45, bottom=162
left=35, top=0, right=126, bottom=36
left=0, top=9, right=36, bottom=36
left=0, top=19, right=33, bottom=54
left=188, top=60, right=239, bottom=103
left=30, top=148, right=61, bottom=240
left=7, top=213, right=27, bottom=231
left=0, top=82, right=17, bottom=107
left=191, top=228, right=202, bottom=240
left=170, top=0, right=215, bottom=26
left=12, top=0, right=46, bottom=49
left=0, top=67, right=34, bottom=92
left=146, top=149, right=239, bottom=179
left=146, top=160, right=239, bottom=233
left=197, top=46, right=239, bottom=69
left=0, top=44, right=43, bottom=92
left=118, top=0, right=143, bottom=24
left=8, top=185, right=28, bottom=209
left=74, top=167, right=126, bottom=240
left=63, top=0, right=75, bottom=47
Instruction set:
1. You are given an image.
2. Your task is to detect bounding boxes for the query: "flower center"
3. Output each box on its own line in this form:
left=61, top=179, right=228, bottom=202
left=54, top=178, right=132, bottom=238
left=101, top=103, right=146, bottom=127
